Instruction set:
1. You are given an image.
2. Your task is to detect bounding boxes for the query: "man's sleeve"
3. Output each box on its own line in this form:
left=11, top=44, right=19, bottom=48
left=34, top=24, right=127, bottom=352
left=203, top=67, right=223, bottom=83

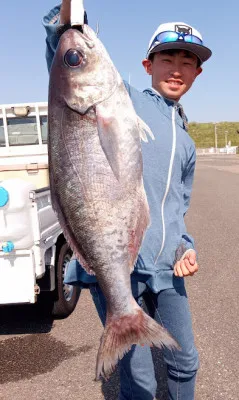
left=42, top=5, right=61, bottom=72
left=182, top=145, right=196, bottom=216
left=179, top=145, right=197, bottom=255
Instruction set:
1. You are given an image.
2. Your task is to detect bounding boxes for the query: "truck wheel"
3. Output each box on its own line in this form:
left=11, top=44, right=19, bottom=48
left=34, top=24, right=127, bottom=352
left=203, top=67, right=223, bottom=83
left=52, top=242, right=81, bottom=318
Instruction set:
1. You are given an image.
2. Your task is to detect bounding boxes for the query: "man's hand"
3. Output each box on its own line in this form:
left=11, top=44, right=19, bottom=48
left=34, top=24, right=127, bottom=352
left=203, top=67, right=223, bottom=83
left=60, top=1, right=88, bottom=26
left=174, top=250, right=199, bottom=277
left=60, top=0, right=71, bottom=24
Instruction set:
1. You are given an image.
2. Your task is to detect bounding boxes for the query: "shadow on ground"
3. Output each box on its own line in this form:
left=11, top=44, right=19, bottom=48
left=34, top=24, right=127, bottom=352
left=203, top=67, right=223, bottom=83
left=0, top=331, right=92, bottom=384
left=0, top=303, right=54, bottom=335
left=0, top=304, right=93, bottom=385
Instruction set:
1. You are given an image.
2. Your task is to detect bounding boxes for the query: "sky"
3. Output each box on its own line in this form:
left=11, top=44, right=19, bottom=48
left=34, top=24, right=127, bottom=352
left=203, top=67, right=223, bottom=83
left=1, top=0, right=239, bottom=123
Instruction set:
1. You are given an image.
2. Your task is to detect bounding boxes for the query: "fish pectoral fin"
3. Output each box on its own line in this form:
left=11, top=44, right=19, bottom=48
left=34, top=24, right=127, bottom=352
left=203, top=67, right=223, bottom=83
left=137, top=116, right=155, bottom=142
left=96, top=105, right=121, bottom=181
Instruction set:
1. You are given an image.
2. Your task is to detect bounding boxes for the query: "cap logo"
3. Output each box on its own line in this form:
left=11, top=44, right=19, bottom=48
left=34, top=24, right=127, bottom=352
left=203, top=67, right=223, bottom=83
left=175, top=25, right=192, bottom=35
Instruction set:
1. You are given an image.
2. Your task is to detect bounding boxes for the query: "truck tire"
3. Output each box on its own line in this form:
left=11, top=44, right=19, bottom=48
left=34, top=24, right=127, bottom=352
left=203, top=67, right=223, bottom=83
left=52, top=242, right=81, bottom=318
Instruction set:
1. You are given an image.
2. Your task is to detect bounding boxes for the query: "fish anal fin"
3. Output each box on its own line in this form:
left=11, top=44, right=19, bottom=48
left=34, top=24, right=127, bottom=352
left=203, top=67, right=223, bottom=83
left=62, top=224, right=95, bottom=276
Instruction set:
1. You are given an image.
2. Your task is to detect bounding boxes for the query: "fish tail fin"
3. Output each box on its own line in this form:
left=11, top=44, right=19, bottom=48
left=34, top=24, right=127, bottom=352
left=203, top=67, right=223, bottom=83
left=95, top=306, right=180, bottom=380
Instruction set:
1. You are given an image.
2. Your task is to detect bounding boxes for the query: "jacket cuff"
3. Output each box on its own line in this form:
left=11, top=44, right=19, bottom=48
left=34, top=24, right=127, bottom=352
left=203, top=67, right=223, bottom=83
left=180, top=248, right=196, bottom=260
left=42, top=4, right=61, bottom=26
left=174, top=242, right=196, bottom=264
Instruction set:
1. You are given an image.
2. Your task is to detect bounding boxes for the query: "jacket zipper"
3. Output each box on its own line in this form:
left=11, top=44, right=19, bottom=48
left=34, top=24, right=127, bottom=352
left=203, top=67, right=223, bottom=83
left=154, top=106, right=177, bottom=265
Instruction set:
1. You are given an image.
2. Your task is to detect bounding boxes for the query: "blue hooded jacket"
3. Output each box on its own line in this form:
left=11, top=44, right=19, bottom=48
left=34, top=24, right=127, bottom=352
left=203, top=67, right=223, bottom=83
left=43, top=6, right=196, bottom=293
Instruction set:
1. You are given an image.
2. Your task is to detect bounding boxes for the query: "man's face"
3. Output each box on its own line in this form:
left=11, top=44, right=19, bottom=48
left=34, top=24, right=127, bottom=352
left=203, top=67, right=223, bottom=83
left=142, top=50, right=202, bottom=101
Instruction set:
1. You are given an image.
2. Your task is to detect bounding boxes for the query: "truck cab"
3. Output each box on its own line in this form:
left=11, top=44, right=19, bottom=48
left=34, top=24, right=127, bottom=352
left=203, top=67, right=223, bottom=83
left=0, top=102, right=81, bottom=317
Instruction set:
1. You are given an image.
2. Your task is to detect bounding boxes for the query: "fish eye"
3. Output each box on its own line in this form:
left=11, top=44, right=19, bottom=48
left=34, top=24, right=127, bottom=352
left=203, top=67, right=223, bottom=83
left=64, top=49, right=84, bottom=67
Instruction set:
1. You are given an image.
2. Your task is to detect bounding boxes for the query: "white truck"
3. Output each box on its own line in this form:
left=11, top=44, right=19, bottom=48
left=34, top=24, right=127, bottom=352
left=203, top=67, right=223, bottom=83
left=0, top=102, right=81, bottom=317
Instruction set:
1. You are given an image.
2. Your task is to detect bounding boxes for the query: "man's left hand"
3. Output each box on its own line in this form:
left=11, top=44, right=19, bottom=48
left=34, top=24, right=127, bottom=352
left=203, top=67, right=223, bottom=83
left=174, top=250, right=199, bottom=277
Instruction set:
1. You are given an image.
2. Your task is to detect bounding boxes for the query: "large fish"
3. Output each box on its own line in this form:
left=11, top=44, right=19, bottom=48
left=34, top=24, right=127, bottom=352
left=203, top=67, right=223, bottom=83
left=48, top=25, right=178, bottom=379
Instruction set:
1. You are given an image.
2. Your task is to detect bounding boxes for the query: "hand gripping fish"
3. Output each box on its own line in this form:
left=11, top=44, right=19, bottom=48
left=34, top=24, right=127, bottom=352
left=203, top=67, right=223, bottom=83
left=48, top=24, right=179, bottom=379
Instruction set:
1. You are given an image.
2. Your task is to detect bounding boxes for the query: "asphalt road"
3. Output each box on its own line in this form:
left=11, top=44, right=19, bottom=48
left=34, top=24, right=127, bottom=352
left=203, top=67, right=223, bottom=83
left=0, top=155, right=238, bottom=400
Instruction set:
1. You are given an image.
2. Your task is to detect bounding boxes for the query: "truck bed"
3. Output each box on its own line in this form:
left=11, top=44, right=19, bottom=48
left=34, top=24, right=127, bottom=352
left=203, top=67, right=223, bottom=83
left=0, top=180, right=62, bottom=305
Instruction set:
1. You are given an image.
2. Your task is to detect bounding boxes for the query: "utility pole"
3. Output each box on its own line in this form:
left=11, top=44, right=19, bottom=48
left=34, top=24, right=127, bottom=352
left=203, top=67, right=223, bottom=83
left=225, top=130, right=228, bottom=147
left=214, top=123, right=217, bottom=152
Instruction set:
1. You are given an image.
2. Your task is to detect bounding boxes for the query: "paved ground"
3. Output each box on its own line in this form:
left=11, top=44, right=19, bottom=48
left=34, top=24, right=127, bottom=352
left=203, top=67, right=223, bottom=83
left=0, top=155, right=238, bottom=399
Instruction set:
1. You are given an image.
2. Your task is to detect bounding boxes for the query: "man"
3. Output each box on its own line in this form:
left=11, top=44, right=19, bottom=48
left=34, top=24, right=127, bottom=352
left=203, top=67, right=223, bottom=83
left=43, top=3, right=212, bottom=399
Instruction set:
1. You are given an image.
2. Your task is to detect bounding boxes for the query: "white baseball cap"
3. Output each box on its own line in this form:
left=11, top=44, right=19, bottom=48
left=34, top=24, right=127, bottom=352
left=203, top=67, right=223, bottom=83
left=147, top=22, right=212, bottom=64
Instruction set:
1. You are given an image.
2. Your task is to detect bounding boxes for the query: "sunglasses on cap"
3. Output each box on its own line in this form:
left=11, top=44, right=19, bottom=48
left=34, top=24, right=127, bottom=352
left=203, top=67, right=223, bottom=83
left=149, top=31, right=203, bottom=53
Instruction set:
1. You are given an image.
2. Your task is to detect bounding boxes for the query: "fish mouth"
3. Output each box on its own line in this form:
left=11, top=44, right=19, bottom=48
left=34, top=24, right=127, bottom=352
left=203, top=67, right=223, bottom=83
left=57, top=24, right=84, bottom=36
left=57, top=25, right=95, bottom=51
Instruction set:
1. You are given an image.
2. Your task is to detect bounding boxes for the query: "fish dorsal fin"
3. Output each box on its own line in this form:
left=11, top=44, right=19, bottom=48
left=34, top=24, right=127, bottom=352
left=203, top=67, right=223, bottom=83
left=137, top=116, right=155, bottom=143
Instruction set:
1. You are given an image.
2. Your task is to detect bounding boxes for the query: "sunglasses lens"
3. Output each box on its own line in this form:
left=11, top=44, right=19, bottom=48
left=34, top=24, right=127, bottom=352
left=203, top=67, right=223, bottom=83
left=184, top=35, right=202, bottom=44
left=157, top=32, right=179, bottom=43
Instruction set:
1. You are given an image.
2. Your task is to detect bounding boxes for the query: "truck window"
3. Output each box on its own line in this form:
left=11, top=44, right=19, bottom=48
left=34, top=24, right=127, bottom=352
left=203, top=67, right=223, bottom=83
left=7, top=117, right=39, bottom=146
left=41, top=116, right=48, bottom=144
left=0, top=118, right=5, bottom=147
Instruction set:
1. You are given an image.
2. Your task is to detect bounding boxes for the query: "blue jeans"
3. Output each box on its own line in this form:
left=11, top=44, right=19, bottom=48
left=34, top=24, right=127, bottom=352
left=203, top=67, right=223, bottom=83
left=89, top=280, right=199, bottom=400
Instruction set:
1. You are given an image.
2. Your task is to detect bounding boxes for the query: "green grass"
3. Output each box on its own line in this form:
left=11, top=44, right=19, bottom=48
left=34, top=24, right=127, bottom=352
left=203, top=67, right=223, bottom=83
left=188, top=122, right=239, bottom=149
